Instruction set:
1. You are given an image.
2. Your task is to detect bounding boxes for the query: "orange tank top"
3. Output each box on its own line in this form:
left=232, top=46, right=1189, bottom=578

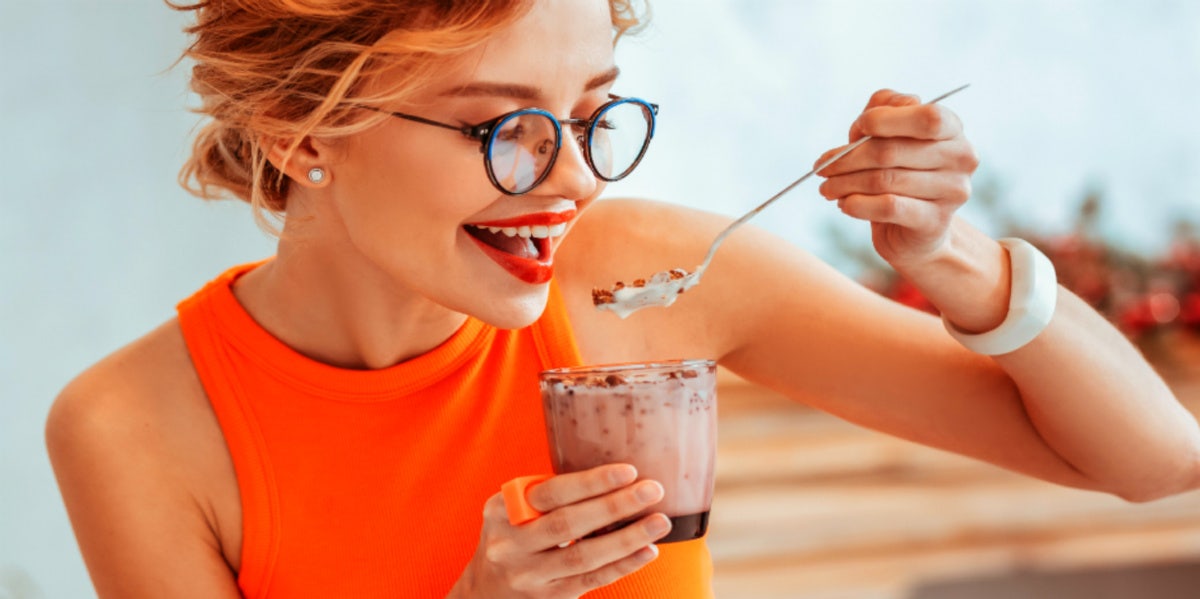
left=176, top=262, right=713, bottom=598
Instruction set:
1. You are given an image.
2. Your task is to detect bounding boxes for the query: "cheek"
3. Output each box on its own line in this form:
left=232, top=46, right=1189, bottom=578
left=336, top=132, right=492, bottom=241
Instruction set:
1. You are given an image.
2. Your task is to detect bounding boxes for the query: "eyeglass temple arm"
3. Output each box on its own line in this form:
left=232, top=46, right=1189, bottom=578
left=354, top=104, right=473, bottom=135
left=384, top=111, right=469, bottom=134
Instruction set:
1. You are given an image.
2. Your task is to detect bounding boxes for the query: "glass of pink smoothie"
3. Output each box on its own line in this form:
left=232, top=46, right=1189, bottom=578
left=539, top=359, right=717, bottom=543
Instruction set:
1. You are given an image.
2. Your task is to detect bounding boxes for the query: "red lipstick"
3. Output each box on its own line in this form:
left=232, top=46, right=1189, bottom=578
left=467, top=210, right=576, bottom=228
left=468, top=235, right=553, bottom=284
left=463, top=210, right=573, bottom=285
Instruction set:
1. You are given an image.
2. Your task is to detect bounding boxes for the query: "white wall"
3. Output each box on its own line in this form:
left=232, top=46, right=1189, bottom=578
left=2, top=1, right=1198, bottom=597
left=608, top=0, right=1200, bottom=258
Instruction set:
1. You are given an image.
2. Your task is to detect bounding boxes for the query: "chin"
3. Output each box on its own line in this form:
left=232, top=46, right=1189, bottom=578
left=464, top=285, right=551, bottom=330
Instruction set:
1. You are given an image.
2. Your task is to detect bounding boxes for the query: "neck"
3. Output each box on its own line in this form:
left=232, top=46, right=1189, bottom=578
left=233, top=214, right=468, bottom=371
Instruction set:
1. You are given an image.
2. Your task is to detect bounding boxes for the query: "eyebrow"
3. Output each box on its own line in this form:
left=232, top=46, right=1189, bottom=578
left=441, top=66, right=621, bottom=100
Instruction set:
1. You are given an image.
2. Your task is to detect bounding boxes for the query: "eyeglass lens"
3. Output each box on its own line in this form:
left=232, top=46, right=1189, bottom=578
left=486, top=100, right=653, bottom=194
left=589, top=99, right=653, bottom=181
left=488, top=112, right=559, bottom=194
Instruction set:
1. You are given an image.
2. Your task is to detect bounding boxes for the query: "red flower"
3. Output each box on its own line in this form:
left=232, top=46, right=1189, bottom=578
left=888, top=279, right=939, bottom=315
left=1181, top=293, right=1200, bottom=328
left=1119, top=293, right=1182, bottom=337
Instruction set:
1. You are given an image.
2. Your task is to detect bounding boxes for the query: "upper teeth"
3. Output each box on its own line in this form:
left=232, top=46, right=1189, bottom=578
left=472, top=223, right=566, bottom=239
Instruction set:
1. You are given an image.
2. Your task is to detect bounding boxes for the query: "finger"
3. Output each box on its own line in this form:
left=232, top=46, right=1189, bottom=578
left=836, top=193, right=948, bottom=231
left=814, top=137, right=976, bottom=177
left=886, top=93, right=921, bottom=107
left=537, top=513, right=672, bottom=581
left=552, top=545, right=660, bottom=596
left=483, top=492, right=511, bottom=525
left=549, top=543, right=660, bottom=596
left=525, top=464, right=638, bottom=513
left=861, top=89, right=921, bottom=111
left=528, top=479, right=664, bottom=551
left=853, top=90, right=921, bottom=140
left=854, top=103, right=963, bottom=141
left=819, top=169, right=972, bottom=206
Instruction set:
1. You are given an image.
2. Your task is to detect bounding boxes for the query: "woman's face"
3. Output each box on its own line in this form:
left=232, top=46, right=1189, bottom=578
left=321, top=0, right=618, bottom=329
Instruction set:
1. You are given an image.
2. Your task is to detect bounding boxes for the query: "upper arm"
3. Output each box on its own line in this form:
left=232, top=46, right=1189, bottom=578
left=561, top=198, right=1099, bottom=490
left=706, top=220, right=1101, bottom=490
left=46, top=354, right=242, bottom=599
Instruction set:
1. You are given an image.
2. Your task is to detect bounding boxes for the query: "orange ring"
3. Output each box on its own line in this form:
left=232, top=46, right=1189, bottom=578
left=501, top=474, right=554, bottom=525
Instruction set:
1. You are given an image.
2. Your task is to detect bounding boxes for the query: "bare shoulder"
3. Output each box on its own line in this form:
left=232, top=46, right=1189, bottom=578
left=559, top=196, right=838, bottom=290
left=554, top=199, right=721, bottom=361
left=561, top=198, right=735, bottom=265
left=47, top=319, right=242, bottom=598
left=51, top=318, right=202, bottom=427
left=48, top=318, right=219, bottom=486
left=555, top=197, right=862, bottom=364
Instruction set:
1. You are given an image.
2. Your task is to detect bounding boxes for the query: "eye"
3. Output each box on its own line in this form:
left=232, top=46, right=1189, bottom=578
left=497, top=122, right=526, bottom=142
left=595, top=118, right=617, bottom=130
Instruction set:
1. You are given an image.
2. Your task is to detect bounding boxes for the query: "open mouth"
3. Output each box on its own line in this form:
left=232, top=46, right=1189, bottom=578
left=463, top=223, right=564, bottom=262
left=463, top=216, right=572, bottom=285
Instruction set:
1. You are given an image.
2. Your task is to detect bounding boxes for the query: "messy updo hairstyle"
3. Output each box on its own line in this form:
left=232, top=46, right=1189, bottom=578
left=169, top=0, right=647, bottom=231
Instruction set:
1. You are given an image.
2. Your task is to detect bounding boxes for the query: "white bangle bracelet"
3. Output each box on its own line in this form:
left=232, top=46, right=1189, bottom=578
left=942, top=237, right=1058, bottom=355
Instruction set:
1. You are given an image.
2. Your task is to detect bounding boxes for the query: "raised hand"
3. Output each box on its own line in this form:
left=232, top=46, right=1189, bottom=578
left=816, top=89, right=980, bottom=268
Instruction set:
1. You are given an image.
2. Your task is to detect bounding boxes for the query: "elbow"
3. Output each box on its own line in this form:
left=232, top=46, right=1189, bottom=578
left=1116, top=487, right=1179, bottom=504
left=1112, top=447, right=1200, bottom=504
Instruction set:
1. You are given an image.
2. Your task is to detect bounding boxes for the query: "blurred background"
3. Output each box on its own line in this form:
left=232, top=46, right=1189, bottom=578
left=2, top=1, right=1198, bottom=597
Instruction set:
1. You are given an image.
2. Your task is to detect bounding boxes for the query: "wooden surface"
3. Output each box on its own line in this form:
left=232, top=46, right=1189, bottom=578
left=706, top=343, right=1200, bottom=598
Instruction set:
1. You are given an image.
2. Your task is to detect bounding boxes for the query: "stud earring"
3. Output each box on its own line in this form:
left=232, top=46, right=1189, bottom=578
left=307, top=167, right=326, bottom=184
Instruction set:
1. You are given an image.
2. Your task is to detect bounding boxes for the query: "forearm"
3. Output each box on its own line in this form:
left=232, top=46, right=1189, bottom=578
left=999, top=290, right=1199, bottom=499
left=899, top=218, right=1200, bottom=500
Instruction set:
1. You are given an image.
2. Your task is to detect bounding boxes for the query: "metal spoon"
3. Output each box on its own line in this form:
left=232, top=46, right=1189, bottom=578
left=592, top=84, right=970, bottom=318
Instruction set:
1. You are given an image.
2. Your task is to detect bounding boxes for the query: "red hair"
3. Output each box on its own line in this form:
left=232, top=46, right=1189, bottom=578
left=168, top=0, right=647, bottom=231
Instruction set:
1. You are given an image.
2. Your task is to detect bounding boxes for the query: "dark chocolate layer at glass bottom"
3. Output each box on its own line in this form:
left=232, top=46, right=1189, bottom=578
left=659, top=511, right=710, bottom=543
left=586, top=511, right=710, bottom=544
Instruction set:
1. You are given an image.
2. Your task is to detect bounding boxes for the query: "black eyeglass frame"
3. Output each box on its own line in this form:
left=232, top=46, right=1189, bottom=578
left=362, top=94, right=659, bottom=195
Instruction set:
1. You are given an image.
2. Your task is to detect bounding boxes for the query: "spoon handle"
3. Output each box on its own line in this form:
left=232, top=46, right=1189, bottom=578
left=695, top=83, right=971, bottom=273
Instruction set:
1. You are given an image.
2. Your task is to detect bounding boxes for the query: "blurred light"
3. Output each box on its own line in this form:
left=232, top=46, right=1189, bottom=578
left=1149, top=292, right=1181, bottom=324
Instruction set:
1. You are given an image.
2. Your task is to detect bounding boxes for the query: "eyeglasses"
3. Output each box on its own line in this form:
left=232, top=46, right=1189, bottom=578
left=365, top=95, right=658, bottom=195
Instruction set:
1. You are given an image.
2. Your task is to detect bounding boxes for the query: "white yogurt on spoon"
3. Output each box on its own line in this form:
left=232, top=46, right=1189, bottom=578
left=592, top=268, right=697, bottom=319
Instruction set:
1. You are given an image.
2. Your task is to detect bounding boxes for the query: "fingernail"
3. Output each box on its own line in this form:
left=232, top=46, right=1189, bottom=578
left=610, top=465, right=637, bottom=486
left=635, top=481, right=664, bottom=504
left=645, top=514, right=672, bottom=537
left=637, top=544, right=660, bottom=562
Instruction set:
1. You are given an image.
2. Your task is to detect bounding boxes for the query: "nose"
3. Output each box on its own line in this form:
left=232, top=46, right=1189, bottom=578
left=537, top=131, right=599, bottom=200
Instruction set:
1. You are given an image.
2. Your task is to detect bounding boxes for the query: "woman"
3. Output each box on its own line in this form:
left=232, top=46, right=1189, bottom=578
left=46, top=0, right=1200, bottom=597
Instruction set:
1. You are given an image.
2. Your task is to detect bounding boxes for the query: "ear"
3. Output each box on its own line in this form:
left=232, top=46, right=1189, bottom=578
left=263, top=135, right=337, bottom=188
